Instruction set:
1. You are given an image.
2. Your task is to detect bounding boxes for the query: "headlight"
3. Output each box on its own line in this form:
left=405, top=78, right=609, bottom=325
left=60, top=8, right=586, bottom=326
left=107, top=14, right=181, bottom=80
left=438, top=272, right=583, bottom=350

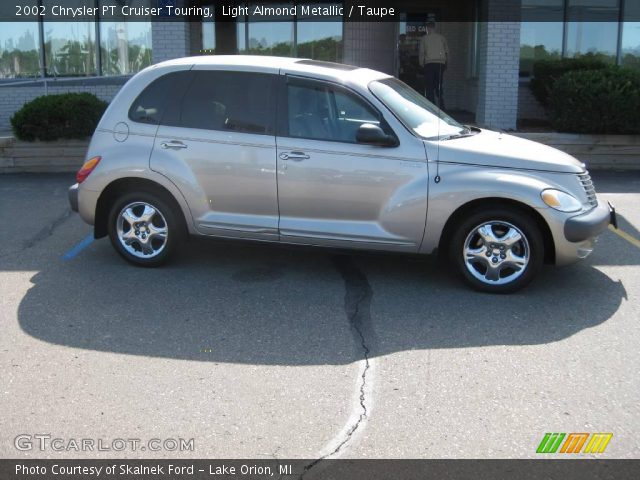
left=541, top=189, right=582, bottom=212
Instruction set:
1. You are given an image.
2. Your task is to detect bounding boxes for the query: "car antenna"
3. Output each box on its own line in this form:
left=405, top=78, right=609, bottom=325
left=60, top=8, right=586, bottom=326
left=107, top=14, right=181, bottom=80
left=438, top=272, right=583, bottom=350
left=434, top=70, right=442, bottom=184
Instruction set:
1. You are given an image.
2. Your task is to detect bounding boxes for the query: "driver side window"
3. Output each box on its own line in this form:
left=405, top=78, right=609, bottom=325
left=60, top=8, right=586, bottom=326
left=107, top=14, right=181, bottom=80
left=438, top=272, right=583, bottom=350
left=286, top=81, right=385, bottom=143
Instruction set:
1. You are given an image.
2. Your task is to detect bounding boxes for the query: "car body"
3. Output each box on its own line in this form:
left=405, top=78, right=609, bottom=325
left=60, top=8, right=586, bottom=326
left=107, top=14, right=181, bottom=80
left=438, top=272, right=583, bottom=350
left=69, top=55, right=615, bottom=293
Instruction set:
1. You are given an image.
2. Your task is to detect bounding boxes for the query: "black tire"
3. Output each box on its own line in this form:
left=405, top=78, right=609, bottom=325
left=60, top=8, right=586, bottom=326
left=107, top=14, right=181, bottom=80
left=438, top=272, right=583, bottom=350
left=107, top=190, right=184, bottom=267
left=449, top=206, right=544, bottom=294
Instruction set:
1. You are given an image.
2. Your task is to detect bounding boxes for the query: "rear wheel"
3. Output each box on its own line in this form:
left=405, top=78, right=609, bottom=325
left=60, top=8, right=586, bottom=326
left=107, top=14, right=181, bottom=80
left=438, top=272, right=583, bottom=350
left=107, top=191, right=183, bottom=267
left=450, top=207, right=544, bottom=293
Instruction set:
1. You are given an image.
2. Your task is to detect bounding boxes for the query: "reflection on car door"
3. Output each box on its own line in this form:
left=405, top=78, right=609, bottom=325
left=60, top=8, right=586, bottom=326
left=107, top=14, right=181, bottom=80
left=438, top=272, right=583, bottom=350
left=149, top=69, right=279, bottom=241
left=275, top=76, right=429, bottom=251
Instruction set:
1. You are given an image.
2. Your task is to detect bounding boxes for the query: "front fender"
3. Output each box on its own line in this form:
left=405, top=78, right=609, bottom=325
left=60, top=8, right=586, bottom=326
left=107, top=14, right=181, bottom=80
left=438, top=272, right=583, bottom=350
left=420, top=163, right=575, bottom=254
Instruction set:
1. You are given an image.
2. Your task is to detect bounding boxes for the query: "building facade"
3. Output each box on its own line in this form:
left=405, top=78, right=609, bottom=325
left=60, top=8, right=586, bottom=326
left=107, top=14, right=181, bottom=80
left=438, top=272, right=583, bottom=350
left=0, top=0, right=638, bottom=131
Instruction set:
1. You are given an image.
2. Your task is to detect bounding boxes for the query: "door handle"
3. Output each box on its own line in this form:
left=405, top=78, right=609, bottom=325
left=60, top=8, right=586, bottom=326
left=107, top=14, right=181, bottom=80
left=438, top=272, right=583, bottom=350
left=161, top=141, right=188, bottom=150
left=279, top=151, right=309, bottom=161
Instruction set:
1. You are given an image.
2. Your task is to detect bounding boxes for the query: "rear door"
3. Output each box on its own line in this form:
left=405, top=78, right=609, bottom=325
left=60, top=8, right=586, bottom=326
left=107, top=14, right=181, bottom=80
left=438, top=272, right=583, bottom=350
left=275, top=76, right=429, bottom=251
left=149, top=69, right=279, bottom=241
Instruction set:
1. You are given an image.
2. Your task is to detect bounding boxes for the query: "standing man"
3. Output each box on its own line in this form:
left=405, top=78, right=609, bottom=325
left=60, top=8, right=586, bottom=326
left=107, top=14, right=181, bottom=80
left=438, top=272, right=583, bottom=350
left=419, top=22, right=449, bottom=108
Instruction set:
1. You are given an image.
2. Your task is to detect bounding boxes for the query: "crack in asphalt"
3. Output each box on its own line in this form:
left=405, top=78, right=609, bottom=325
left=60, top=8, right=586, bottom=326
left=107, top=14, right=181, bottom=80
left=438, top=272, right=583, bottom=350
left=303, top=255, right=374, bottom=477
left=23, top=209, right=72, bottom=250
left=270, top=447, right=284, bottom=480
left=0, top=209, right=73, bottom=261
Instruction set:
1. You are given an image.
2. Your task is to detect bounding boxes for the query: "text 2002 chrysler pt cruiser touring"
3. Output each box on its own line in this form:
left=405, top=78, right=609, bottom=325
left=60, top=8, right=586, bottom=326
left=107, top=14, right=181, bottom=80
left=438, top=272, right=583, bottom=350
left=68, top=56, right=616, bottom=293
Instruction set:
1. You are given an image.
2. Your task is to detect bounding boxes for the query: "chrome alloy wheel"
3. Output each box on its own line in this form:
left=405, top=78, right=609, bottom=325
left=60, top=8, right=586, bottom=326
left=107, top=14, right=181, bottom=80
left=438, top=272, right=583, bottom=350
left=462, top=221, right=530, bottom=286
left=116, top=202, right=168, bottom=259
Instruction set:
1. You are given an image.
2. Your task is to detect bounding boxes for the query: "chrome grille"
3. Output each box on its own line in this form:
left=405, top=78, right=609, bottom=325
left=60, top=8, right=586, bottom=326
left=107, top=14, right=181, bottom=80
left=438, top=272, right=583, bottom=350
left=578, top=172, right=598, bottom=208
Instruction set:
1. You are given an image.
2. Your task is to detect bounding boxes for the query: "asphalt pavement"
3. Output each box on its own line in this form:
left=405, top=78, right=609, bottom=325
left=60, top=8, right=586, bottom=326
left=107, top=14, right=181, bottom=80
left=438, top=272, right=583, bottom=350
left=0, top=172, right=638, bottom=459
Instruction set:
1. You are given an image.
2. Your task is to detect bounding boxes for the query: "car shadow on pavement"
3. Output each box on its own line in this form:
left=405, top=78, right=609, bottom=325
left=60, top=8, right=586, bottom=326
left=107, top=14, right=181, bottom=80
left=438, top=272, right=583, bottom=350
left=589, top=212, right=640, bottom=266
left=15, top=231, right=629, bottom=366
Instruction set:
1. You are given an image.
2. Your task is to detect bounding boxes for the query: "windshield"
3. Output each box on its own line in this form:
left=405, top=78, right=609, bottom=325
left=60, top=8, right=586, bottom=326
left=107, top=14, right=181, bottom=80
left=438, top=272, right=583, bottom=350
left=369, top=77, right=464, bottom=140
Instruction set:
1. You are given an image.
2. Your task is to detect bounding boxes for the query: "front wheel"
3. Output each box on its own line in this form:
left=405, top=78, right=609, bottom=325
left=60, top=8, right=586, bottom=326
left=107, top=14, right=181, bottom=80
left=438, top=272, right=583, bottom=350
left=450, top=207, right=544, bottom=293
left=107, top=191, right=183, bottom=267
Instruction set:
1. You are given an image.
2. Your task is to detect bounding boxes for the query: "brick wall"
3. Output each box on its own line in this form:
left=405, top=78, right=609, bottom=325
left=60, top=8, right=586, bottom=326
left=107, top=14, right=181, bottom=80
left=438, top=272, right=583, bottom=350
left=0, top=80, right=125, bottom=132
left=152, top=22, right=192, bottom=63
left=343, top=22, right=397, bottom=75
left=151, top=0, right=194, bottom=63
left=476, top=21, right=521, bottom=130
left=475, top=0, right=521, bottom=130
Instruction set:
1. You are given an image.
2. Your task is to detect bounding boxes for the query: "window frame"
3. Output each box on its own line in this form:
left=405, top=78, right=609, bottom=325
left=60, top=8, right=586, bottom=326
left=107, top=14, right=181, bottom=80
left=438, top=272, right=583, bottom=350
left=277, top=75, right=398, bottom=146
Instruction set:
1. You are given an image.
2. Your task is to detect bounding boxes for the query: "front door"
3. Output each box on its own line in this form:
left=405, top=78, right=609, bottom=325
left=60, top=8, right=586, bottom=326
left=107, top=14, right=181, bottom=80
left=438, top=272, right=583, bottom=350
left=275, top=76, right=429, bottom=251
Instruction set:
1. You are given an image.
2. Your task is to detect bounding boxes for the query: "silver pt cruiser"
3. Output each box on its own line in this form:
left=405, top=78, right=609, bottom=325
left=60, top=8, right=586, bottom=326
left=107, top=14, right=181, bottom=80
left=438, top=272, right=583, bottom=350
left=68, top=56, right=616, bottom=293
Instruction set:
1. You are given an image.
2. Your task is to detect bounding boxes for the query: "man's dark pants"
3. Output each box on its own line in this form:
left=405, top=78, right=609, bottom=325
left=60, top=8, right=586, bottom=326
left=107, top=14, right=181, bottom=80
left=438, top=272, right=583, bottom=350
left=424, top=63, right=445, bottom=108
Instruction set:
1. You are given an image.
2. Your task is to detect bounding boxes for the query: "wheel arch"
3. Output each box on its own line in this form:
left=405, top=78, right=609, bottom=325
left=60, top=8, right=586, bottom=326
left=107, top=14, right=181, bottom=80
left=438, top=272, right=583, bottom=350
left=438, top=197, right=556, bottom=264
left=94, top=177, right=190, bottom=239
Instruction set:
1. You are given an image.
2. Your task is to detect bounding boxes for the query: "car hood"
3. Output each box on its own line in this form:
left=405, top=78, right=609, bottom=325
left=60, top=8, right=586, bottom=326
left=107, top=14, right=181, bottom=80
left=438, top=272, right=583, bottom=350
left=427, top=129, right=585, bottom=174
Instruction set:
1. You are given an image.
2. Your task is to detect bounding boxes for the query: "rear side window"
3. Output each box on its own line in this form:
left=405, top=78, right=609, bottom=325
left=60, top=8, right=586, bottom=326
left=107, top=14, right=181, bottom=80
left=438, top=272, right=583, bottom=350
left=165, top=71, right=276, bottom=135
left=128, top=72, right=190, bottom=125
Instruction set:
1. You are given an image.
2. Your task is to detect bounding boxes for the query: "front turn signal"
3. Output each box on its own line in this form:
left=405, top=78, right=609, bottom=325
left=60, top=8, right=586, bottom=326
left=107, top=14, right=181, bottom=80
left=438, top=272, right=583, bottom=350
left=541, top=189, right=582, bottom=213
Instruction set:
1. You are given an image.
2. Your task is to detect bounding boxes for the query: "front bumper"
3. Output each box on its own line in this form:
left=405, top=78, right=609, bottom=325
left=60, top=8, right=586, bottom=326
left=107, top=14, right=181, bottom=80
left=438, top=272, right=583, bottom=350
left=564, top=201, right=616, bottom=243
left=68, top=183, right=79, bottom=213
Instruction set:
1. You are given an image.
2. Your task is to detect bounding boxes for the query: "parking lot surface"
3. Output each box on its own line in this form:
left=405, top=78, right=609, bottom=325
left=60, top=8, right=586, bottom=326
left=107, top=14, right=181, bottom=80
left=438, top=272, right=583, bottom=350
left=1, top=172, right=639, bottom=459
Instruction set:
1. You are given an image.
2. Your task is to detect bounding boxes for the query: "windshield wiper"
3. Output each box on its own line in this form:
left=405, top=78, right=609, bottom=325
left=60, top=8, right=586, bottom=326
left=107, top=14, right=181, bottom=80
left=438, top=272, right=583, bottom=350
left=441, top=125, right=478, bottom=141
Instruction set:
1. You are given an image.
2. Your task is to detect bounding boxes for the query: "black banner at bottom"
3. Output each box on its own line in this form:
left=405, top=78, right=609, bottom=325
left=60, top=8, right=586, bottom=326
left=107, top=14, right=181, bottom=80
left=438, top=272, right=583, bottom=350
left=1, top=459, right=639, bottom=480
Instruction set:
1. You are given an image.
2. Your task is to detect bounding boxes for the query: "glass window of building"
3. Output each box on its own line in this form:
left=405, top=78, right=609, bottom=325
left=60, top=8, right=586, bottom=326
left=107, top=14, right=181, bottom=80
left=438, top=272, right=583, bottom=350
left=42, top=0, right=96, bottom=76
left=520, top=0, right=564, bottom=76
left=204, top=2, right=343, bottom=62
left=99, top=1, right=152, bottom=76
left=243, top=3, right=295, bottom=56
left=297, top=4, right=343, bottom=62
left=621, top=2, right=640, bottom=69
left=1, top=1, right=153, bottom=79
left=202, top=18, right=216, bottom=53
left=99, top=22, right=152, bottom=76
left=0, top=22, right=40, bottom=79
left=565, top=0, right=619, bottom=63
left=520, top=0, right=639, bottom=75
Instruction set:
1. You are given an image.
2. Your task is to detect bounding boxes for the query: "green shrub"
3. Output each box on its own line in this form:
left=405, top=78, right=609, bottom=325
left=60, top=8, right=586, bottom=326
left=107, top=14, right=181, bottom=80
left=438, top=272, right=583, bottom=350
left=548, top=66, right=640, bottom=134
left=530, top=56, right=609, bottom=106
left=10, top=93, right=108, bottom=141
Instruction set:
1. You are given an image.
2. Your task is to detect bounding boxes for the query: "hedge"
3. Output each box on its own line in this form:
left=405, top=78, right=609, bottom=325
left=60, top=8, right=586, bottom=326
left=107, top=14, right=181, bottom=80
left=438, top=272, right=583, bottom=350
left=548, top=66, right=640, bottom=134
left=10, top=93, right=108, bottom=141
left=530, top=57, right=608, bottom=107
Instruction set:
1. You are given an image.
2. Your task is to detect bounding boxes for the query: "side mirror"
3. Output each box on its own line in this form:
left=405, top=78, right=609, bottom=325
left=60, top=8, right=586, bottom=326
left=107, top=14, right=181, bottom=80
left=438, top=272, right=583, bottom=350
left=356, top=123, right=398, bottom=147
